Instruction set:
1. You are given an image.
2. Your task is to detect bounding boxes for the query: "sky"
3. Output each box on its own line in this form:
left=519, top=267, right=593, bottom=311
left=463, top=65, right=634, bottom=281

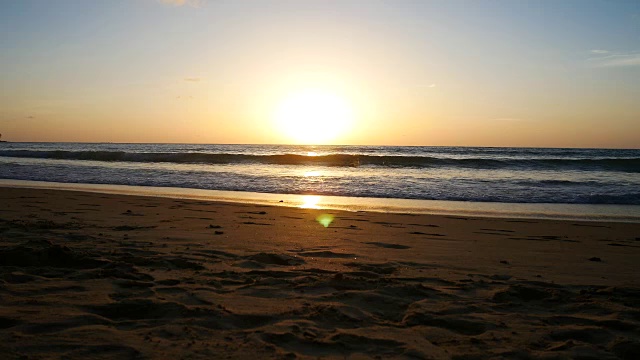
left=1, top=0, right=639, bottom=148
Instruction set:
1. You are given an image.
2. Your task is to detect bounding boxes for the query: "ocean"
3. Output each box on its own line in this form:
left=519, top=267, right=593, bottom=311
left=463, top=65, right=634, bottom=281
left=1, top=143, right=639, bottom=220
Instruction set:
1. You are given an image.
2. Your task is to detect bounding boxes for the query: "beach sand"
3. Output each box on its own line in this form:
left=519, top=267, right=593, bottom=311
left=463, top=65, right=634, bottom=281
left=1, top=187, right=639, bottom=359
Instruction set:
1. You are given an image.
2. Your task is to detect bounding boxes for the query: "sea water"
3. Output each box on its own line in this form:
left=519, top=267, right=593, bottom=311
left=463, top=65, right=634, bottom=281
left=1, top=143, right=639, bottom=220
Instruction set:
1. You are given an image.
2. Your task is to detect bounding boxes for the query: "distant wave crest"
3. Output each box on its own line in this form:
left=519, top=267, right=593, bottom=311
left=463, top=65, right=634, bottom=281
left=1, top=150, right=639, bottom=172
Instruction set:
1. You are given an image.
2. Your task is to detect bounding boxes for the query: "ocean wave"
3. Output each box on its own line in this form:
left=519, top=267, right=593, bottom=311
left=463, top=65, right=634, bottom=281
left=513, top=179, right=597, bottom=186
left=584, top=193, right=640, bottom=205
left=2, top=158, right=640, bottom=204
left=1, top=150, right=639, bottom=172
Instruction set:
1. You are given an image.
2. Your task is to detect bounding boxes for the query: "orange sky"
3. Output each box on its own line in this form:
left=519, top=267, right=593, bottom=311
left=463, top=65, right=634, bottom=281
left=1, top=0, right=639, bottom=148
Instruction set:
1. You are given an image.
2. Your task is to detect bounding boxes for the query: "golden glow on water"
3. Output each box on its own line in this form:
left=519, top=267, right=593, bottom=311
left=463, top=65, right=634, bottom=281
left=300, top=195, right=321, bottom=209
left=303, top=170, right=321, bottom=177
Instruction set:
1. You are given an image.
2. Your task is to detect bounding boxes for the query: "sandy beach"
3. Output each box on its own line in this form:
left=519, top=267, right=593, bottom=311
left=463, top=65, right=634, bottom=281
left=1, top=186, right=639, bottom=359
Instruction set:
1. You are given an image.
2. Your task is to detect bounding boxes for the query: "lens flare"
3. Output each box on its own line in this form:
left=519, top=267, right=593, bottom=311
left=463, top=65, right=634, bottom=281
left=316, top=214, right=334, bottom=228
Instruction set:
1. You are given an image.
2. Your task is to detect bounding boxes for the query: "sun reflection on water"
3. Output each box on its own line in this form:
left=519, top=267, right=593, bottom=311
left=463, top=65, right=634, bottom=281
left=300, top=195, right=321, bottom=209
left=303, top=170, right=321, bottom=177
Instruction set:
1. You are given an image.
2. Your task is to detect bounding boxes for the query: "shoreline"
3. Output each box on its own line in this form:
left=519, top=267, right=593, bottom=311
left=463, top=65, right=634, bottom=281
left=2, top=179, right=640, bottom=223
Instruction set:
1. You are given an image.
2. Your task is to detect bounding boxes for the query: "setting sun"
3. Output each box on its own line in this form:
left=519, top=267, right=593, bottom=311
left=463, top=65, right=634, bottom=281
left=274, top=89, right=354, bottom=144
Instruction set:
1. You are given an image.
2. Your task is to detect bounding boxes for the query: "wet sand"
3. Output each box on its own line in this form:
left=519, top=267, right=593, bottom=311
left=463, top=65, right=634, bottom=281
left=1, top=187, right=639, bottom=359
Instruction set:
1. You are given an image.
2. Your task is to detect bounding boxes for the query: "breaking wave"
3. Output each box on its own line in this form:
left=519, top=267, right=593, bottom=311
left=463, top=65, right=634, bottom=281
left=1, top=150, right=639, bottom=172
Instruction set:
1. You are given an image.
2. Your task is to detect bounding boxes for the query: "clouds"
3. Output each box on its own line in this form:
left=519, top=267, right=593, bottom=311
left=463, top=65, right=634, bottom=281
left=158, top=0, right=202, bottom=7
left=587, top=51, right=640, bottom=68
left=184, top=77, right=201, bottom=82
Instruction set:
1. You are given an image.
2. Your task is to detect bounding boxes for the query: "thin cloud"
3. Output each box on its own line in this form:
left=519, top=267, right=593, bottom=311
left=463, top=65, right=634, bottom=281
left=158, top=0, right=202, bottom=7
left=184, top=77, right=201, bottom=82
left=590, top=49, right=610, bottom=54
left=587, top=53, right=640, bottom=68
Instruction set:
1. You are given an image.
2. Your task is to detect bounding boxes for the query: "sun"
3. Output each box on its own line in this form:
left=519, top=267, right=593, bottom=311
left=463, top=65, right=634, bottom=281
left=274, top=89, right=354, bottom=144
